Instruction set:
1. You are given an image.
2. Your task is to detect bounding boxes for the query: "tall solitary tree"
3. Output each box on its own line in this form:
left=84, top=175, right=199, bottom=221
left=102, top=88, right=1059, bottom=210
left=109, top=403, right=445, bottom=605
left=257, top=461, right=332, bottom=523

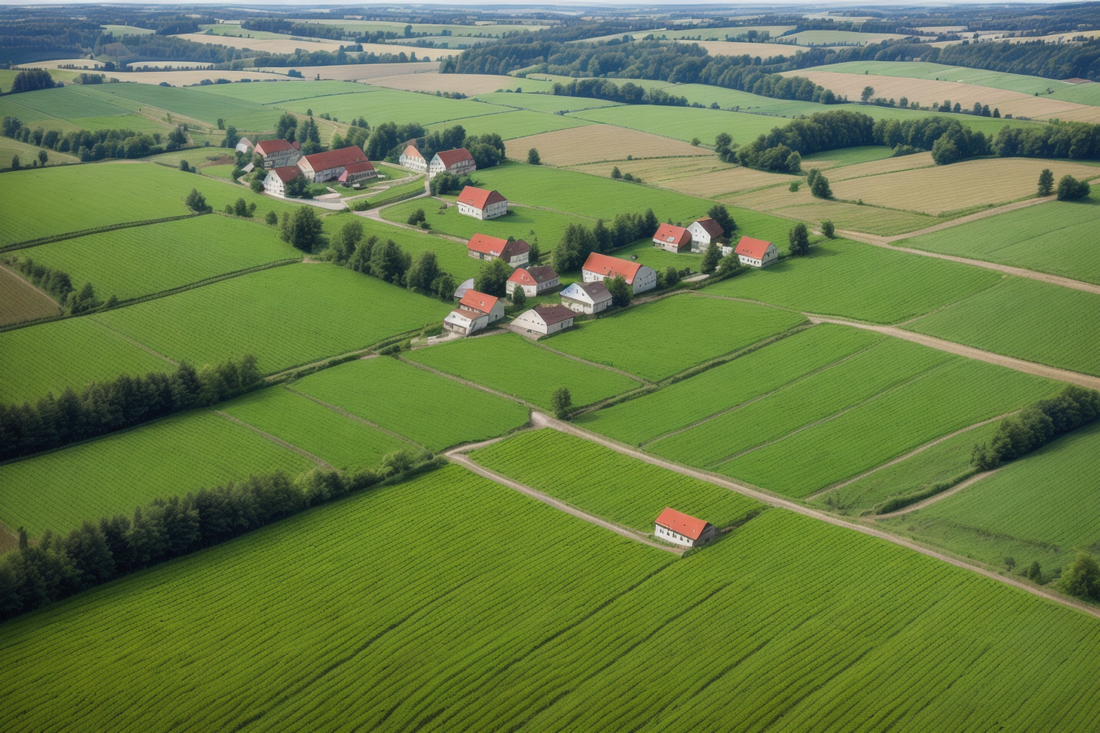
left=282, top=206, right=324, bottom=253
left=861, top=86, right=875, bottom=103
left=788, top=223, right=810, bottom=257
left=1037, top=168, right=1054, bottom=196
left=527, top=148, right=541, bottom=165
left=551, top=387, right=572, bottom=420
left=821, top=220, right=835, bottom=238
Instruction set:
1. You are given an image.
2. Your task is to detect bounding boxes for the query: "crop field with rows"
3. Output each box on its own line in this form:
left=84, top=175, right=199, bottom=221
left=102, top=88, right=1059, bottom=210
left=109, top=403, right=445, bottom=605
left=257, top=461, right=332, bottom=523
left=96, top=264, right=450, bottom=375
left=11, top=215, right=300, bottom=301
left=278, top=88, right=490, bottom=127
left=475, top=92, right=622, bottom=114
left=3, top=466, right=1099, bottom=730
left=881, top=421, right=1100, bottom=572
left=506, top=125, right=712, bottom=166
left=578, top=324, right=882, bottom=445
left=707, top=239, right=1002, bottom=323
left=471, top=429, right=762, bottom=531
left=292, top=356, right=529, bottom=450
left=906, top=277, right=1100, bottom=376
left=220, top=387, right=412, bottom=472
left=0, top=136, right=80, bottom=168
left=718, top=357, right=1056, bottom=496
left=0, top=410, right=312, bottom=537
left=0, top=265, right=61, bottom=326
left=450, top=108, right=595, bottom=140
left=566, top=104, right=789, bottom=145
left=405, top=333, right=642, bottom=409
left=723, top=185, right=938, bottom=236
left=79, top=83, right=279, bottom=129
left=815, top=60, right=1078, bottom=96
left=0, top=316, right=173, bottom=404
left=549, top=294, right=808, bottom=381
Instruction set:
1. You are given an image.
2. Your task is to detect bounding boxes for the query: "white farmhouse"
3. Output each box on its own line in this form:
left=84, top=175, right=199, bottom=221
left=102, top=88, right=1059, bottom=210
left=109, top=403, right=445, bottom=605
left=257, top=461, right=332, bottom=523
left=688, top=217, right=725, bottom=253
left=654, top=507, right=716, bottom=548
left=235, top=137, right=253, bottom=155
left=254, top=138, right=301, bottom=169
left=507, top=265, right=559, bottom=298
left=581, top=253, right=657, bottom=295
left=456, top=186, right=508, bottom=220
left=298, top=146, right=370, bottom=183
left=559, top=281, right=612, bottom=315
left=734, top=236, right=779, bottom=268
left=442, top=307, right=488, bottom=337
left=467, top=234, right=530, bottom=268
left=400, top=144, right=428, bottom=172
left=512, top=304, right=575, bottom=337
left=653, top=223, right=692, bottom=253
left=263, top=166, right=302, bottom=197
left=430, top=148, right=476, bottom=178
left=443, top=290, right=504, bottom=336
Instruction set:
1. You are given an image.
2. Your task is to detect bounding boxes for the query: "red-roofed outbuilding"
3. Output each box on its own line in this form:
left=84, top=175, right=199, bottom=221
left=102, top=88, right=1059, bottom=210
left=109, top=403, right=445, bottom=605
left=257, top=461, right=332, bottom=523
left=581, top=252, right=657, bottom=295
left=430, top=147, right=476, bottom=178
left=734, top=236, right=778, bottom=268
left=456, top=186, right=509, bottom=220
left=467, top=234, right=530, bottom=268
left=507, top=265, right=559, bottom=297
left=298, top=146, right=370, bottom=183
left=254, top=138, right=301, bottom=169
left=653, top=223, right=692, bottom=252
left=654, top=508, right=715, bottom=548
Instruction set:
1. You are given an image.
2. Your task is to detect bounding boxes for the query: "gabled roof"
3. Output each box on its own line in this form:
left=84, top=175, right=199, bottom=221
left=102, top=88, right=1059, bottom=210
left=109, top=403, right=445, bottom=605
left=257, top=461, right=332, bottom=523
left=445, top=307, right=488, bottom=326
left=403, top=144, right=425, bottom=161
left=459, top=290, right=499, bottom=315
left=255, top=138, right=296, bottom=155
left=434, top=148, right=474, bottom=167
left=692, top=217, right=724, bottom=239
left=508, top=265, right=558, bottom=286
left=735, top=236, right=773, bottom=260
left=655, top=508, right=710, bottom=540
left=533, top=304, right=574, bottom=326
left=300, top=146, right=368, bottom=172
left=653, top=223, right=691, bottom=247
left=467, top=234, right=530, bottom=261
left=582, top=252, right=643, bottom=284
left=576, top=281, right=611, bottom=301
left=342, top=161, right=376, bottom=174
left=457, top=186, right=507, bottom=210
left=268, top=166, right=301, bottom=183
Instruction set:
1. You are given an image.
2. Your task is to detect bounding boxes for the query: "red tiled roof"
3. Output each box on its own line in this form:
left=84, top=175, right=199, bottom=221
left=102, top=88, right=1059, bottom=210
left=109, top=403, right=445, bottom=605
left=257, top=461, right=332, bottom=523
left=403, top=144, right=425, bottom=161
left=734, top=236, right=773, bottom=260
left=343, top=161, right=376, bottom=174
left=435, top=148, right=474, bottom=167
left=582, top=252, right=642, bottom=284
left=533, top=304, right=574, bottom=326
left=457, top=186, right=506, bottom=210
left=508, top=265, right=558, bottom=286
left=255, top=138, right=297, bottom=155
left=655, top=507, right=710, bottom=540
left=300, top=146, right=368, bottom=173
left=653, top=223, right=691, bottom=247
left=459, top=290, right=499, bottom=315
left=693, top=217, right=724, bottom=239
left=468, top=234, right=530, bottom=261
left=268, top=166, right=301, bottom=183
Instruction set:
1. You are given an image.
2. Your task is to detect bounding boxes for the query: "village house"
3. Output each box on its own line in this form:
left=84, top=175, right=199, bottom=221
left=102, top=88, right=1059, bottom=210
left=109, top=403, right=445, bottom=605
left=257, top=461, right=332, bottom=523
left=506, top=265, right=559, bottom=298
left=297, top=146, right=371, bottom=183
left=581, top=252, right=657, bottom=295
left=235, top=137, right=253, bottom=155
left=688, top=217, right=725, bottom=253
left=735, top=236, right=779, bottom=268
left=653, top=223, right=692, bottom=253
left=254, top=138, right=301, bottom=169
left=559, top=281, right=612, bottom=315
left=399, top=144, right=428, bottom=172
left=430, top=148, right=476, bottom=178
left=467, top=233, right=530, bottom=268
left=456, top=186, right=509, bottom=220
left=443, top=289, right=505, bottom=336
left=512, top=304, right=576, bottom=337
left=338, top=160, right=377, bottom=186
left=654, top=508, right=716, bottom=549
left=442, top=307, right=488, bottom=337
left=262, top=166, right=302, bottom=197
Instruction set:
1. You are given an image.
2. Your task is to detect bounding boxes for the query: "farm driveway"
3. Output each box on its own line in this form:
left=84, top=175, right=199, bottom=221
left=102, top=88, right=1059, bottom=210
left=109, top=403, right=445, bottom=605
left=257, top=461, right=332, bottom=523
left=529, top=412, right=1100, bottom=620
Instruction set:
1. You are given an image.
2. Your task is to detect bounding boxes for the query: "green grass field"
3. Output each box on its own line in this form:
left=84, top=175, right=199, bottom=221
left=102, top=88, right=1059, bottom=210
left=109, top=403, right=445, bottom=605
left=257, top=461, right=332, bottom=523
left=327, top=214, right=483, bottom=280
left=1051, top=83, right=1100, bottom=106
left=816, top=61, right=1077, bottom=96
left=78, top=83, right=278, bottom=129
left=899, top=196, right=1100, bottom=285
left=707, top=238, right=1003, bottom=324
left=193, top=79, right=366, bottom=104
left=882, top=421, right=1100, bottom=574
left=0, top=409, right=312, bottom=537
left=0, top=315, right=174, bottom=404
left=811, top=418, right=1002, bottom=514
left=220, top=386, right=411, bottom=471
left=446, top=108, right=594, bottom=139
left=0, top=86, right=133, bottom=121
left=578, top=324, right=882, bottom=445
left=608, top=238, right=705, bottom=273
left=475, top=92, right=622, bottom=114
left=292, top=356, right=529, bottom=450
left=906, top=277, right=1100, bottom=376
left=406, top=333, right=642, bottom=409
left=549, top=294, right=807, bottom=381
left=568, top=104, right=783, bottom=146
left=95, top=264, right=450, bottom=375
left=10, top=215, right=299, bottom=301
left=718, top=357, right=1056, bottom=497
left=800, top=144, right=896, bottom=168
left=279, top=88, right=494, bottom=127
left=471, top=429, right=762, bottom=531
left=0, top=137, right=79, bottom=168
left=4, top=465, right=1100, bottom=730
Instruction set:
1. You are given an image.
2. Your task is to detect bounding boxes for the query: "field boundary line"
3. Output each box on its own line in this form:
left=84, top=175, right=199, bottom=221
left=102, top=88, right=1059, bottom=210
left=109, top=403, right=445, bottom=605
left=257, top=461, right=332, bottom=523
left=214, top=411, right=335, bottom=469
left=528, top=412, right=1100, bottom=620
left=446, top=451, right=684, bottom=556
left=0, top=213, right=204, bottom=253
left=85, top=315, right=179, bottom=365
left=0, top=262, right=61, bottom=321
left=873, top=469, right=1000, bottom=518
left=806, top=411, right=1016, bottom=500
left=529, top=340, right=652, bottom=384
left=281, top=386, right=427, bottom=451
left=396, top=355, right=539, bottom=409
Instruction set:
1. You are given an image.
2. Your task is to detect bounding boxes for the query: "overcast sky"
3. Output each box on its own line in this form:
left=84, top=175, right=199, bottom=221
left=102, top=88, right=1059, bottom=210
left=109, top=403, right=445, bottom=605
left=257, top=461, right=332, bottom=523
left=0, top=1, right=1071, bottom=6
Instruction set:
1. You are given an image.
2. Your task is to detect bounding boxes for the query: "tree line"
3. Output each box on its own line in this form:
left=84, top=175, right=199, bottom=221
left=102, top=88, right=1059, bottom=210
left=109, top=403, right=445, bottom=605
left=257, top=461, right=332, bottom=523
left=2, top=115, right=166, bottom=162
left=550, top=78, right=688, bottom=106
left=0, top=356, right=262, bottom=462
left=329, top=219, right=456, bottom=301
left=0, top=452, right=443, bottom=622
left=971, top=385, right=1100, bottom=470
left=0, top=256, right=103, bottom=315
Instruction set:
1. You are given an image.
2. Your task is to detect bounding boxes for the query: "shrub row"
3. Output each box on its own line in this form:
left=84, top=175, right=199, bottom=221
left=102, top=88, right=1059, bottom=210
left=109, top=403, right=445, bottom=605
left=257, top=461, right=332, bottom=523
left=971, top=385, right=1100, bottom=470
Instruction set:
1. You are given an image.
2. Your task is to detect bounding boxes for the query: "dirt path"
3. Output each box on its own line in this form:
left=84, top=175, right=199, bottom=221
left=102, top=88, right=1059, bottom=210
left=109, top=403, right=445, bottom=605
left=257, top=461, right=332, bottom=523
left=447, top=451, right=683, bottom=556
left=805, top=411, right=1015, bottom=500
left=282, top=387, right=424, bottom=449
left=873, top=469, right=1000, bottom=519
left=528, top=412, right=1100, bottom=620
left=806, top=315, right=1100, bottom=390
left=214, top=411, right=335, bottom=469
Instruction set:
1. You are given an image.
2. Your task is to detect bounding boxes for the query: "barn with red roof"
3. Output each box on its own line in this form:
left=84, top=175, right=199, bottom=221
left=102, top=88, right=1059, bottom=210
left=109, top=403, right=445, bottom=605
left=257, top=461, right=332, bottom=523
left=298, top=146, right=371, bottom=183
left=456, top=186, right=509, bottom=220
left=443, top=289, right=505, bottom=336
left=581, top=252, right=657, bottom=295
left=653, top=223, right=692, bottom=253
left=254, top=138, right=301, bottom=169
left=337, top=160, right=377, bottom=186
left=467, top=234, right=530, bottom=268
left=430, top=147, right=476, bottom=178
left=507, top=265, right=559, bottom=297
left=654, top=508, right=715, bottom=548
left=734, top=236, right=778, bottom=268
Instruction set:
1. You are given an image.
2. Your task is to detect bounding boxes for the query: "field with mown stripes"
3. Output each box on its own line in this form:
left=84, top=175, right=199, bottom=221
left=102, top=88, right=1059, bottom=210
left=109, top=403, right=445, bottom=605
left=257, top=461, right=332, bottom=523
left=3, top=465, right=1099, bottom=730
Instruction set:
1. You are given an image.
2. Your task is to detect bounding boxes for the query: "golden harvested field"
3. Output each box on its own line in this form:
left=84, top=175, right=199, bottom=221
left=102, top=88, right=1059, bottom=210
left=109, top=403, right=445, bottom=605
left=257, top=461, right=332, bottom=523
left=369, top=73, right=524, bottom=95
left=175, top=33, right=345, bottom=54
left=785, top=70, right=1100, bottom=123
left=507, top=125, right=713, bottom=166
left=108, top=69, right=301, bottom=85
left=724, top=184, right=936, bottom=236
left=693, top=41, right=808, bottom=59
left=565, top=157, right=794, bottom=197
left=828, top=152, right=935, bottom=181
left=1006, top=30, right=1100, bottom=44
left=833, top=157, right=1100, bottom=215
left=257, top=62, right=439, bottom=82
left=0, top=266, right=60, bottom=326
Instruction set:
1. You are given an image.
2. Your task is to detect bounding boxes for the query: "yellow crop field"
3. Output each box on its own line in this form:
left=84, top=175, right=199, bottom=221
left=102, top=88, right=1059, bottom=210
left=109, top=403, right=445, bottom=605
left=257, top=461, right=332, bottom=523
left=833, top=157, right=1100, bottom=215
left=370, top=73, right=521, bottom=95
left=693, top=41, right=808, bottom=59
left=567, top=156, right=792, bottom=197
left=175, top=32, right=345, bottom=54
left=256, top=62, right=439, bottom=82
left=0, top=267, right=60, bottom=326
left=507, top=125, right=712, bottom=166
left=724, top=184, right=937, bottom=235
left=828, top=152, right=935, bottom=181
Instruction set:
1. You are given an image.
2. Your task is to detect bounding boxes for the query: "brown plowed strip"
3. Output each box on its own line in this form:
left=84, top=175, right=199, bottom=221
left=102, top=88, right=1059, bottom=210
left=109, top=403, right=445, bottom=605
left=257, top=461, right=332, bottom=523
left=873, top=469, right=1000, bottom=519
left=214, top=411, right=334, bottom=469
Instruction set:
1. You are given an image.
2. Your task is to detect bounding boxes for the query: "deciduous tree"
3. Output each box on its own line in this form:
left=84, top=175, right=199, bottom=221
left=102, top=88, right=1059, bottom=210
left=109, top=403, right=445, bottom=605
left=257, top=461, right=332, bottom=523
left=606, top=274, right=632, bottom=308
left=551, top=387, right=572, bottom=419
left=474, top=258, right=512, bottom=297
left=701, top=241, right=720, bottom=274
left=788, top=223, right=810, bottom=257
left=1037, top=168, right=1054, bottom=196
